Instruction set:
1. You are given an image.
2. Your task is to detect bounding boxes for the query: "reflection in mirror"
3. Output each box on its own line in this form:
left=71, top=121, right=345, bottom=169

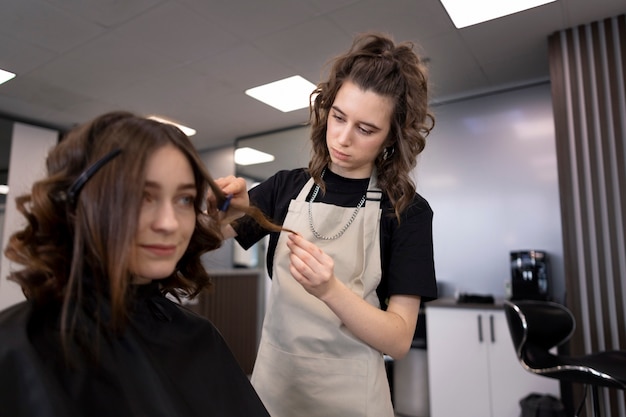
left=0, top=118, right=13, bottom=251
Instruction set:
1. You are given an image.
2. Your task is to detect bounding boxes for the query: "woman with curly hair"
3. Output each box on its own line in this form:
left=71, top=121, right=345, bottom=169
left=220, top=32, right=438, bottom=416
left=0, top=111, right=271, bottom=417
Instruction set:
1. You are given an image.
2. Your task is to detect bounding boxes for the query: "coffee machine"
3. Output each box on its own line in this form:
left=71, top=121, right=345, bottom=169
left=510, top=250, right=551, bottom=301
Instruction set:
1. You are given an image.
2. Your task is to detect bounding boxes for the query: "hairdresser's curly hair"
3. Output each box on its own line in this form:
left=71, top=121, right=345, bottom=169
left=309, top=32, right=434, bottom=220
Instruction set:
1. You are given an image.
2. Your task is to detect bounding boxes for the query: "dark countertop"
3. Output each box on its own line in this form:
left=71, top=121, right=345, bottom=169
left=425, top=297, right=507, bottom=310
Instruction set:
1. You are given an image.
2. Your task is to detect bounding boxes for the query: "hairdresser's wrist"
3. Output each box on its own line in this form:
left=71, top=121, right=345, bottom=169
left=221, top=223, right=238, bottom=240
left=218, top=208, right=245, bottom=226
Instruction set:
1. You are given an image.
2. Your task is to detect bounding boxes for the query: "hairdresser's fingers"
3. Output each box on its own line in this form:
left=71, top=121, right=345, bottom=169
left=288, top=250, right=336, bottom=299
left=214, top=176, right=249, bottom=209
left=287, top=235, right=334, bottom=285
left=213, top=175, right=235, bottom=189
left=287, top=233, right=326, bottom=263
left=214, top=176, right=247, bottom=196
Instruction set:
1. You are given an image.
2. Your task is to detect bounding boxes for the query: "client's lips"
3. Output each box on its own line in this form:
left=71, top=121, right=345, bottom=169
left=141, top=244, right=176, bottom=256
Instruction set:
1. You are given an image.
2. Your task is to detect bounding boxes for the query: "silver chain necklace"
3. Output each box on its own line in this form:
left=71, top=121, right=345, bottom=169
left=308, top=172, right=367, bottom=240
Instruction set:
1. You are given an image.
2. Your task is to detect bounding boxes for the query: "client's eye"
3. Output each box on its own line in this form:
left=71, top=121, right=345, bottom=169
left=143, top=191, right=155, bottom=203
left=177, top=194, right=195, bottom=207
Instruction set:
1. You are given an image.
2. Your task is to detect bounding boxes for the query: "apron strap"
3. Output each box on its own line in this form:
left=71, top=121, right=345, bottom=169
left=366, top=189, right=382, bottom=202
left=295, top=177, right=315, bottom=202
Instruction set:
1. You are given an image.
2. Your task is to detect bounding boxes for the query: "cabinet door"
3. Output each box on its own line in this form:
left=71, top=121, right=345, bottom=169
left=427, top=307, right=492, bottom=417
left=487, top=310, right=560, bottom=417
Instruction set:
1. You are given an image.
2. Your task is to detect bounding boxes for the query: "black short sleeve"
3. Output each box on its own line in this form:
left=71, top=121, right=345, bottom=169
left=378, top=195, right=438, bottom=307
left=233, top=168, right=438, bottom=306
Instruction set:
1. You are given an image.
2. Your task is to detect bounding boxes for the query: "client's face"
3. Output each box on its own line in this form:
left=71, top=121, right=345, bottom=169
left=130, top=145, right=197, bottom=284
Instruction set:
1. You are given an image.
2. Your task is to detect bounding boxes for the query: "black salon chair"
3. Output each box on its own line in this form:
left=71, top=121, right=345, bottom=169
left=503, top=300, right=626, bottom=417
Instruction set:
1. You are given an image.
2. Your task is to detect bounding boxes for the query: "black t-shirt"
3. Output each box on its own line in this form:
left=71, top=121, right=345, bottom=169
left=234, top=168, right=438, bottom=307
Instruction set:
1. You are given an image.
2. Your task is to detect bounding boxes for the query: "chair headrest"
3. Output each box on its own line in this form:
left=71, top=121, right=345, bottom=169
left=504, top=300, right=575, bottom=357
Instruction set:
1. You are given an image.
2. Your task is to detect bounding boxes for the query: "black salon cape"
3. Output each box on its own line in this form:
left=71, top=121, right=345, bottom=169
left=0, top=284, right=270, bottom=417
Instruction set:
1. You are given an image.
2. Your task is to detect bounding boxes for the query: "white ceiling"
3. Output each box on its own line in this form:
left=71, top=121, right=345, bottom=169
left=0, top=0, right=625, bottom=159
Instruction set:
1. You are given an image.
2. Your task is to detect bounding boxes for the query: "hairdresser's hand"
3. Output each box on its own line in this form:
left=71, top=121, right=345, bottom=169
left=286, top=233, right=341, bottom=300
left=211, top=175, right=249, bottom=225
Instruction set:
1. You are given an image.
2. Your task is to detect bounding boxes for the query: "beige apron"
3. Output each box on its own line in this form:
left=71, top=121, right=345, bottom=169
left=251, top=174, right=393, bottom=417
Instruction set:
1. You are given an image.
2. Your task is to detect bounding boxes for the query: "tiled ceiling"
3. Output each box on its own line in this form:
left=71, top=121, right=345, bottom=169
left=0, top=0, right=624, bottom=156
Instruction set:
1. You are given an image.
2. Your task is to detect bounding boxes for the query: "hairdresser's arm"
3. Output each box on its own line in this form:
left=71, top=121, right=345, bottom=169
left=213, top=175, right=248, bottom=239
left=286, top=233, right=420, bottom=359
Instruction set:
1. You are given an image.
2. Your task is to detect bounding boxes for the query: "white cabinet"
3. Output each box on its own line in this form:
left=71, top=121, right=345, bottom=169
left=426, top=303, right=560, bottom=417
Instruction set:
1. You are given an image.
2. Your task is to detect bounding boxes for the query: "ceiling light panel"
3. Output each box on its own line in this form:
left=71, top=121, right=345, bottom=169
left=234, top=147, right=275, bottom=166
left=245, top=75, right=316, bottom=112
left=440, top=0, right=556, bottom=28
left=0, top=68, right=16, bottom=85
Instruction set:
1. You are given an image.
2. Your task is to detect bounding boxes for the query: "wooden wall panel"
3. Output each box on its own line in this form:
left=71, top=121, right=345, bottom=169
left=549, top=14, right=626, bottom=416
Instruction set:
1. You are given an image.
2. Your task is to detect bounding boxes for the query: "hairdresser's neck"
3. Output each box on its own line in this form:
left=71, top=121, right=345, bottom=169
left=328, top=163, right=372, bottom=180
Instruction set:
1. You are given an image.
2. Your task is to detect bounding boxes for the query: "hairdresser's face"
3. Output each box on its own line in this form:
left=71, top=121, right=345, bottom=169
left=130, top=145, right=197, bottom=284
left=326, top=80, right=393, bottom=178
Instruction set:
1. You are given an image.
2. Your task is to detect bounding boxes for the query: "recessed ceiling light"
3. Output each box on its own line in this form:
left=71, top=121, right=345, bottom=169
left=234, top=147, right=275, bottom=166
left=0, top=185, right=9, bottom=195
left=440, top=0, right=556, bottom=29
left=147, top=115, right=196, bottom=136
left=0, top=68, right=16, bottom=86
left=245, top=75, right=317, bottom=112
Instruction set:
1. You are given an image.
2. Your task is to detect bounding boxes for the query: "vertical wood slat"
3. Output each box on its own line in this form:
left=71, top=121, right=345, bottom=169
left=188, top=270, right=260, bottom=375
left=549, top=14, right=626, bottom=417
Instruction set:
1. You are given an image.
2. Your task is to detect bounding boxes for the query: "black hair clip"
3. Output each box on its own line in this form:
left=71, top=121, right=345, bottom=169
left=219, top=193, right=233, bottom=212
left=66, top=148, right=122, bottom=207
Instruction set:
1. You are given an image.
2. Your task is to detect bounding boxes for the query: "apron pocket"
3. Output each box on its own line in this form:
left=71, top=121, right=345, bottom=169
left=252, top=342, right=368, bottom=417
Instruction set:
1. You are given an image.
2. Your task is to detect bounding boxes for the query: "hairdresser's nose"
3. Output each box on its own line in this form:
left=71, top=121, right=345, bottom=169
left=335, top=123, right=353, bottom=146
left=152, top=201, right=178, bottom=232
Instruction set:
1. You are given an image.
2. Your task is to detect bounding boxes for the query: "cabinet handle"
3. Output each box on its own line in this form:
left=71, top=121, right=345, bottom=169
left=477, top=314, right=483, bottom=343
left=490, top=314, right=495, bottom=343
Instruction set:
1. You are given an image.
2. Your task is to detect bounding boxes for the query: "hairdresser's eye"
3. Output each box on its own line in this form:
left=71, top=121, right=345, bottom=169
left=331, top=113, right=345, bottom=123
left=358, top=125, right=374, bottom=135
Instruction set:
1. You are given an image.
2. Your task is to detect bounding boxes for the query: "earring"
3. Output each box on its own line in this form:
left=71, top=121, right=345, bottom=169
left=383, top=146, right=395, bottom=161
